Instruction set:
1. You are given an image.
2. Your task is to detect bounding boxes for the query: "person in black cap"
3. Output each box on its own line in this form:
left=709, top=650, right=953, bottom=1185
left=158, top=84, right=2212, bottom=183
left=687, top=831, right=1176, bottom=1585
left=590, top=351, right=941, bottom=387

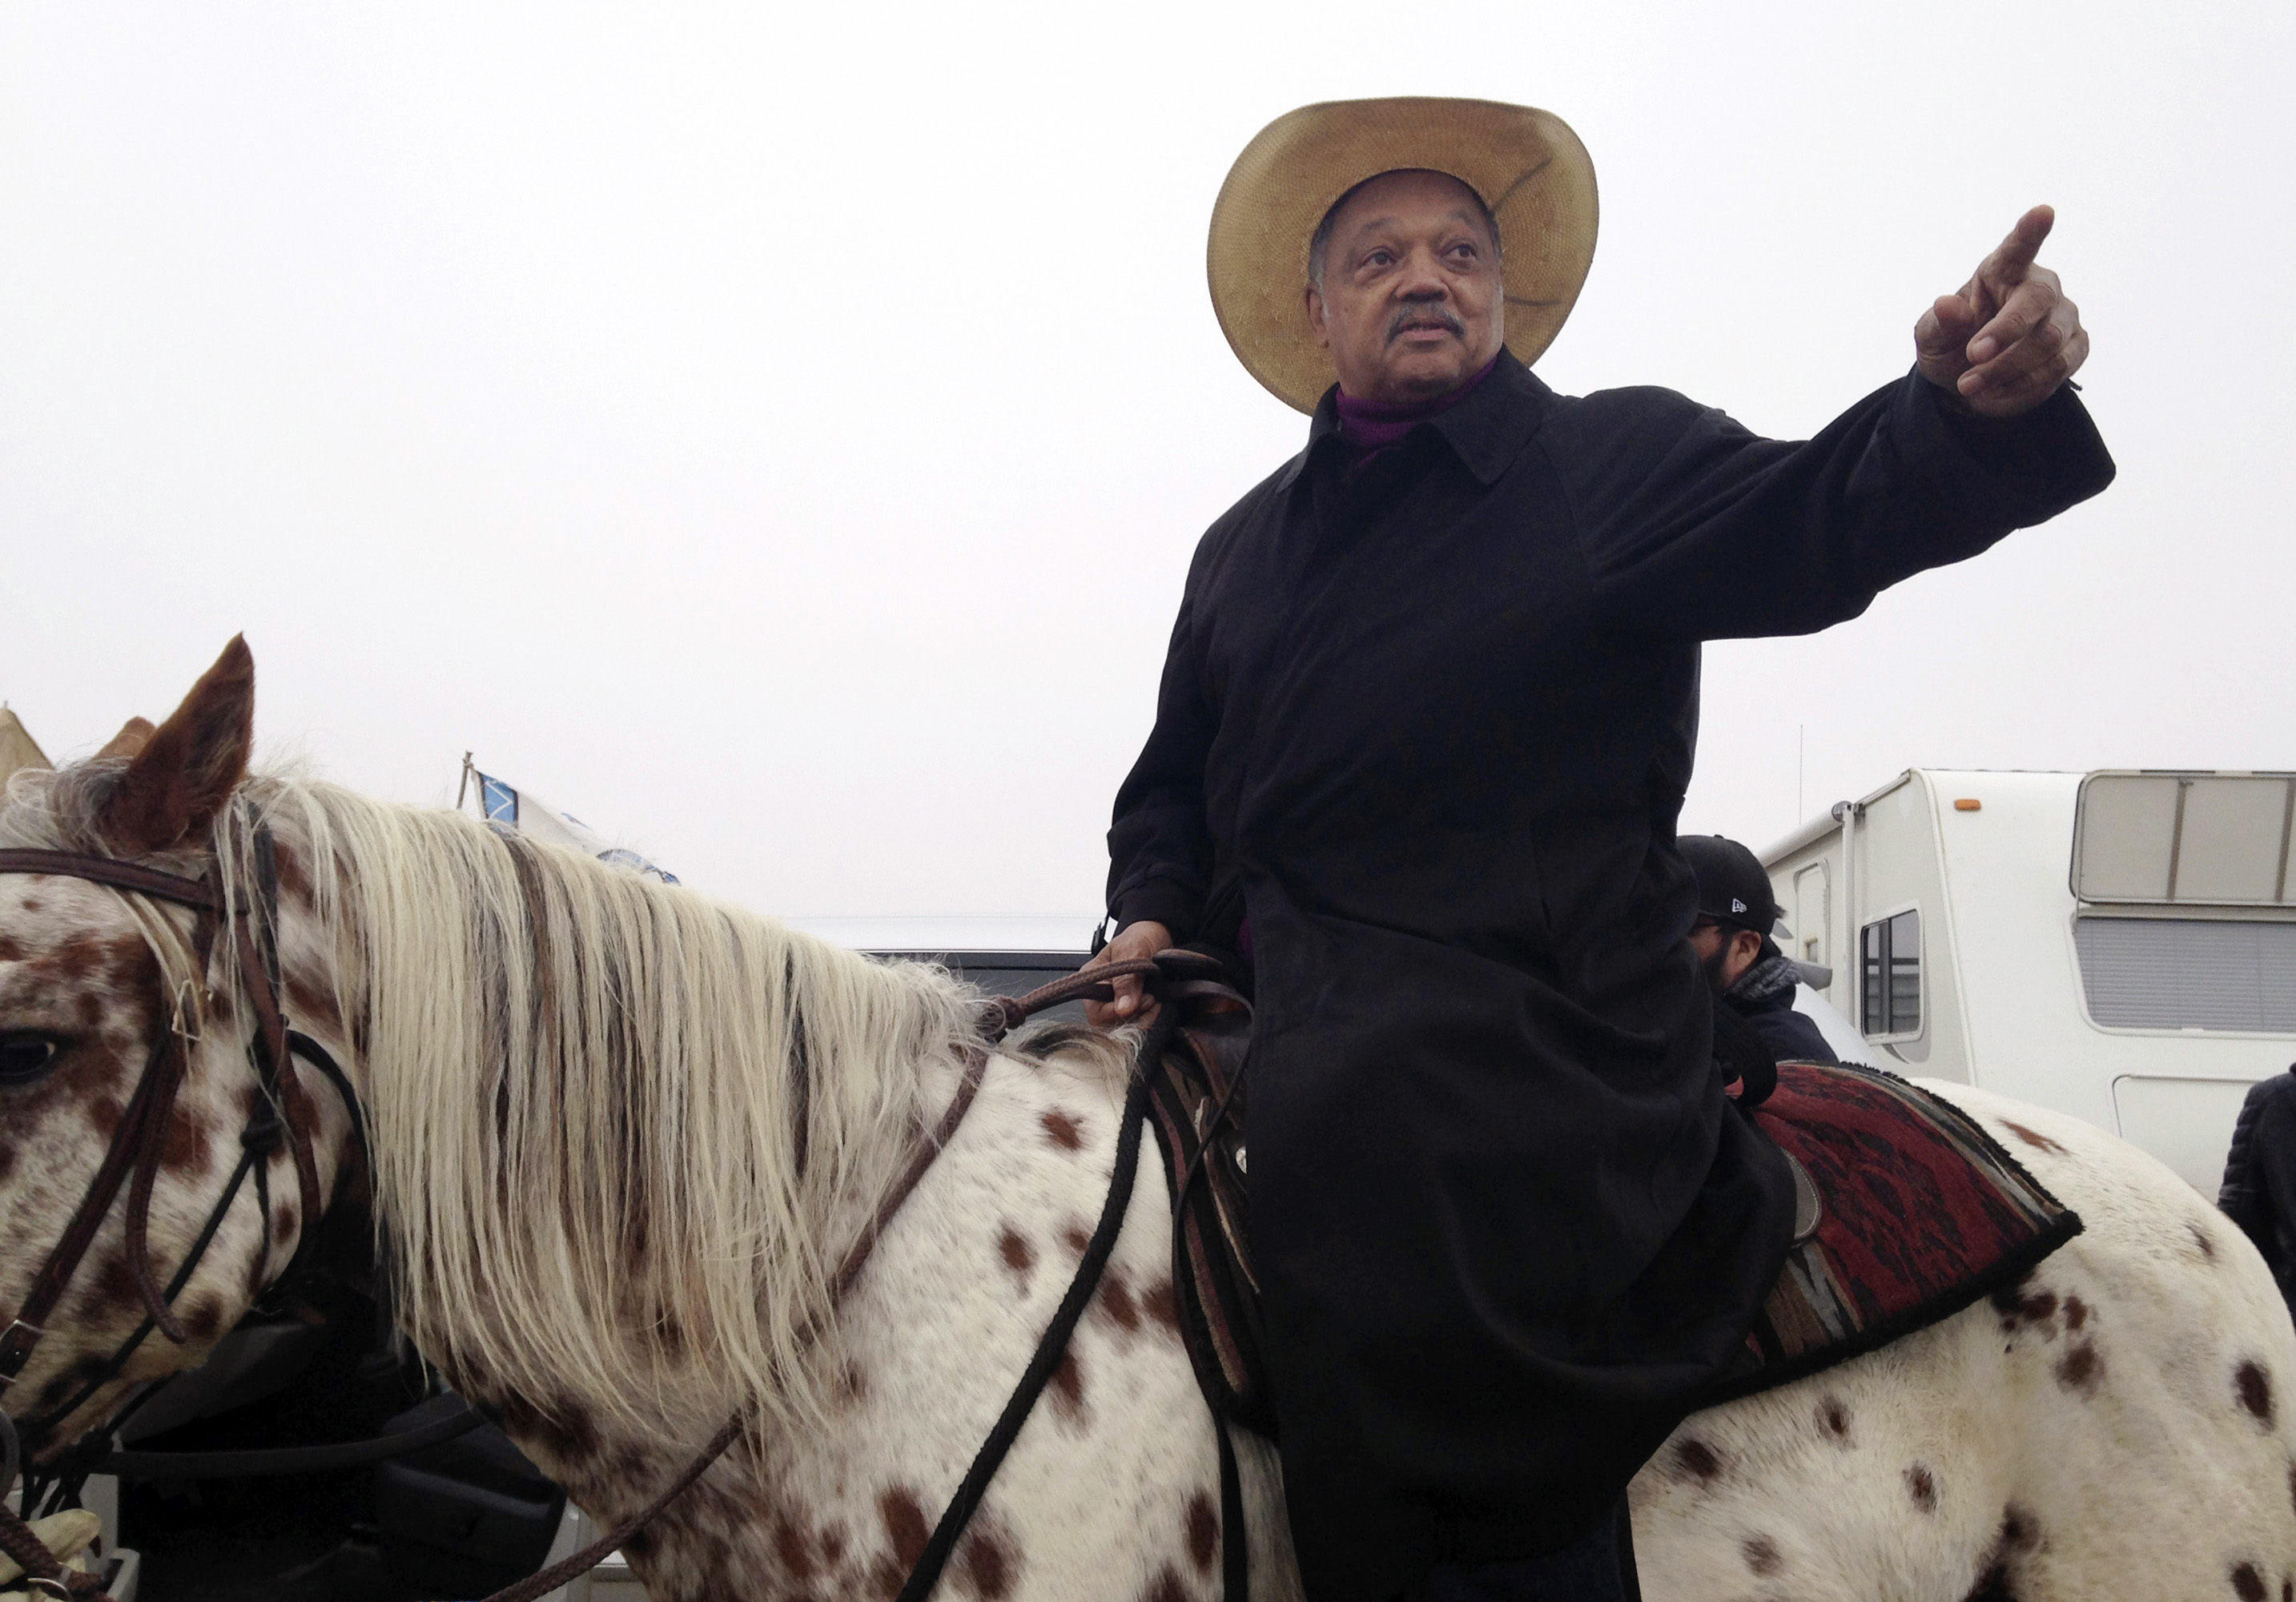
left=1679, top=835, right=1839, bottom=1067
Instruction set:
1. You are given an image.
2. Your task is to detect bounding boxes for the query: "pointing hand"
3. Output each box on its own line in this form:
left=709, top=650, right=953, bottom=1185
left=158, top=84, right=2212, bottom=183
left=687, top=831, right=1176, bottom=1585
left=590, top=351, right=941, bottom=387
left=1915, top=205, right=2089, bottom=419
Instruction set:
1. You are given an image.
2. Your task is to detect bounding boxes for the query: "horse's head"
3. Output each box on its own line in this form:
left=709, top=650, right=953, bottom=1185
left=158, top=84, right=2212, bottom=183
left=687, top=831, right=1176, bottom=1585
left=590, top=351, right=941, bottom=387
left=0, top=638, right=360, bottom=1458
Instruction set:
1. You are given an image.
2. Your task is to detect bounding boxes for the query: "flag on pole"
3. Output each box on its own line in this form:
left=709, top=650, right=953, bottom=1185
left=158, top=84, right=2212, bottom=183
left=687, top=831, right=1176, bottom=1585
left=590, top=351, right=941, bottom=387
left=456, top=755, right=680, bottom=884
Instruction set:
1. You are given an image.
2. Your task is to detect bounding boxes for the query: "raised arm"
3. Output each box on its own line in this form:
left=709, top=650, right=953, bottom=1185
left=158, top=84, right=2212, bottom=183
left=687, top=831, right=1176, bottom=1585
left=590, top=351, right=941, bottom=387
left=1554, top=207, right=2111, bottom=642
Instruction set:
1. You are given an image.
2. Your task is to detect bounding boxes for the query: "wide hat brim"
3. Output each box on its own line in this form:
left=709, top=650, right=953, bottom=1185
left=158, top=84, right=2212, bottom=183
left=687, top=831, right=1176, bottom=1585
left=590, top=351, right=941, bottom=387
left=1208, top=97, right=1598, bottom=414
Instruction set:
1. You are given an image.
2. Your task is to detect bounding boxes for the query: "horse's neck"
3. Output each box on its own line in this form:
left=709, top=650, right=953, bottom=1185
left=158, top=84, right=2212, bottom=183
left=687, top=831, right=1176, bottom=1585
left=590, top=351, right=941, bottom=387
left=255, top=798, right=973, bottom=1451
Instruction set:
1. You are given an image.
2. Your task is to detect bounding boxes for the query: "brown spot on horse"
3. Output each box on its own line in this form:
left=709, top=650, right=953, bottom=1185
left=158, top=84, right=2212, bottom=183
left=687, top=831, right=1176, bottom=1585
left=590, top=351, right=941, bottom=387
left=2000, top=1505, right=2038, bottom=1552
left=84, top=1093, right=126, bottom=1138
left=956, top=1513, right=1019, bottom=1600
left=2063, top=1294, right=2088, bottom=1330
left=92, top=1249, right=139, bottom=1306
left=1050, top=1349, right=1087, bottom=1422
left=2000, top=1120, right=2065, bottom=1155
left=1041, top=1110, right=1084, bottom=1152
left=998, top=1226, right=1035, bottom=1287
left=158, top=1109, right=212, bottom=1174
left=1818, top=1396, right=1852, bottom=1441
left=2234, top=1561, right=2269, bottom=1602
left=1673, top=1438, right=1723, bottom=1484
left=774, top=1513, right=818, bottom=1582
left=40, top=935, right=113, bottom=984
left=1139, top=1566, right=1190, bottom=1602
left=1185, top=1491, right=1217, bottom=1573
left=1966, top=1558, right=2013, bottom=1601
left=183, top=1297, right=228, bottom=1342
left=1743, top=1535, right=1782, bottom=1576
left=1099, top=1266, right=1141, bottom=1333
left=2056, top=1340, right=2102, bottom=1395
left=1906, top=1463, right=1938, bottom=1511
left=1140, top=1277, right=1182, bottom=1336
left=1964, top=1505, right=2041, bottom=1601
left=879, top=1486, right=931, bottom=1570
left=497, top=1392, right=601, bottom=1463
left=1992, top=1281, right=2057, bottom=1334
left=2191, top=1222, right=2220, bottom=1261
left=2239, top=1360, right=2275, bottom=1424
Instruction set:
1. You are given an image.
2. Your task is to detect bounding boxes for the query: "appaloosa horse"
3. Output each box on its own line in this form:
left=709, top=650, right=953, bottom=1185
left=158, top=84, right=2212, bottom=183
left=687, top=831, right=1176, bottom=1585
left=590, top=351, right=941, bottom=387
left=2, top=638, right=2293, bottom=1601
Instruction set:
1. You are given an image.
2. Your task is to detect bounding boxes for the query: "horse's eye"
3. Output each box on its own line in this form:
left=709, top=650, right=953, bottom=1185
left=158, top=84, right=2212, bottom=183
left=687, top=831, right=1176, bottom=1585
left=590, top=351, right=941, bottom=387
left=0, top=1033, right=59, bottom=1085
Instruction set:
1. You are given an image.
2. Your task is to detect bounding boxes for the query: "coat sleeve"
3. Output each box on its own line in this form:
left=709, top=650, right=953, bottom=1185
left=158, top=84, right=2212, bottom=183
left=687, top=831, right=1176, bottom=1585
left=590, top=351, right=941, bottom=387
left=1547, top=368, right=2115, bottom=640
left=1105, top=560, right=1220, bottom=940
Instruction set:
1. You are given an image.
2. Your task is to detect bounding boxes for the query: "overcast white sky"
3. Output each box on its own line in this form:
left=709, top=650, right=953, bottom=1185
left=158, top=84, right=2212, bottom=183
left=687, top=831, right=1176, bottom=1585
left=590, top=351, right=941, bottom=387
left=4, top=2, right=2290, bottom=932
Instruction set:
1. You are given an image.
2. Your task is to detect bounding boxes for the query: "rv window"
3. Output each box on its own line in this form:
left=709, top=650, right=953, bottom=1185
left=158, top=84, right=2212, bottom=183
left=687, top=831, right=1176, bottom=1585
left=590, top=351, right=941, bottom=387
left=1860, top=910, right=1921, bottom=1038
left=2074, top=917, right=2296, bottom=1032
left=2074, top=773, right=2296, bottom=905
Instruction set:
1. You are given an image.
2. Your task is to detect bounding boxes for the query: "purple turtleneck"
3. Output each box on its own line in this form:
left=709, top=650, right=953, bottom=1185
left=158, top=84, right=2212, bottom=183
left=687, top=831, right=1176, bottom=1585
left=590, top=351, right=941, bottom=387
left=1333, top=353, right=1502, bottom=457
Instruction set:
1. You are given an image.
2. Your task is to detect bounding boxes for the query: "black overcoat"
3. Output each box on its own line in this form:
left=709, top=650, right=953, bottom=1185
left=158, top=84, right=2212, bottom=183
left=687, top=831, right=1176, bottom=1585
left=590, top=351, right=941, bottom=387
left=1106, top=353, right=2113, bottom=1600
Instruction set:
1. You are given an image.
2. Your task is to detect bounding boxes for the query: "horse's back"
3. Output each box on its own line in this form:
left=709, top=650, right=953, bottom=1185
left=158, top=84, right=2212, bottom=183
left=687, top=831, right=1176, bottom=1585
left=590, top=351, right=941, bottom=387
left=1633, top=1084, right=2296, bottom=1600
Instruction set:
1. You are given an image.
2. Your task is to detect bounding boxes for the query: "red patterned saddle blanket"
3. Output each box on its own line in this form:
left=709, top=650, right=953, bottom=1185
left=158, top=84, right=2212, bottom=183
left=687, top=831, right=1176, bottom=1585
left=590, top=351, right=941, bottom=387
left=1707, top=1060, right=2082, bottom=1403
left=1139, top=968, right=2082, bottom=1427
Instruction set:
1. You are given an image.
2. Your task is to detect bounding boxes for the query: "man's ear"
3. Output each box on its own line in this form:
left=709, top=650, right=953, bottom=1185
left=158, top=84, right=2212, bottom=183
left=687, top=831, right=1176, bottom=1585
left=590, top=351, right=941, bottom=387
left=92, top=637, right=255, bottom=856
left=1305, top=283, right=1330, bottom=349
left=94, top=717, right=157, bottom=761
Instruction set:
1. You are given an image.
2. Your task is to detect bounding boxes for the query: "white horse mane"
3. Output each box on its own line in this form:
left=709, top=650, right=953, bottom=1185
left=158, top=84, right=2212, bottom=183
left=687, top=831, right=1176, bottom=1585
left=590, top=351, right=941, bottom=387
left=2, top=763, right=997, bottom=1435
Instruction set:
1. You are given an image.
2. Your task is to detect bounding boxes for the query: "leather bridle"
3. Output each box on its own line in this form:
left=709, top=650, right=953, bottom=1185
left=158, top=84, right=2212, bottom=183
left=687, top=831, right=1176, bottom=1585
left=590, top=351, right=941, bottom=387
left=0, top=829, right=350, bottom=1423
left=0, top=824, right=362, bottom=1596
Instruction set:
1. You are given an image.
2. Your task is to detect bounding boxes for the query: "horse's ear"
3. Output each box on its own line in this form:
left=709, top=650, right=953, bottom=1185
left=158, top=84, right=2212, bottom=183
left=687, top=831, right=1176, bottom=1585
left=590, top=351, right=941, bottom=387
left=94, top=717, right=157, bottom=762
left=94, top=637, right=255, bottom=856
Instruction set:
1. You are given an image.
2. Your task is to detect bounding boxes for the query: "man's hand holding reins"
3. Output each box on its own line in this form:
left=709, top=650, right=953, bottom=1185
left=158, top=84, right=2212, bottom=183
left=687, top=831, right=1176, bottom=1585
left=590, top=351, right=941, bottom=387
left=1916, top=204, right=2089, bottom=418
left=1083, top=919, right=1171, bottom=1029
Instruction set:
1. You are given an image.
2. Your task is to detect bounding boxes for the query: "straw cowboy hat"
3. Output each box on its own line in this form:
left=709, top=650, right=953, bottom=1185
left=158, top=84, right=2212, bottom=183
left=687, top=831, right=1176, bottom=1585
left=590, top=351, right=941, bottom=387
left=1208, top=97, right=1598, bottom=413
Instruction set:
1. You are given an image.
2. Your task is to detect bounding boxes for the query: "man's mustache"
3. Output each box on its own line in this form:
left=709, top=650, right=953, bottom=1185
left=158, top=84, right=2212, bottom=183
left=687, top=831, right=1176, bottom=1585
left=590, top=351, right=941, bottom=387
left=1387, top=304, right=1465, bottom=344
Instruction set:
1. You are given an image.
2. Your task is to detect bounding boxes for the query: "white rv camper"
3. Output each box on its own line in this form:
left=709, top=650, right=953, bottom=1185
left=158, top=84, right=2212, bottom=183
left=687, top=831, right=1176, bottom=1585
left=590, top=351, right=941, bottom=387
left=1763, top=768, right=2296, bottom=1194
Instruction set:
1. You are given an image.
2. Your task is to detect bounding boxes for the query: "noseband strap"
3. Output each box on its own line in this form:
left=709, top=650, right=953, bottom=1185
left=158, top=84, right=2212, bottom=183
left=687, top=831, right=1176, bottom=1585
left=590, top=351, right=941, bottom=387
left=0, top=852, right=219, bottom=912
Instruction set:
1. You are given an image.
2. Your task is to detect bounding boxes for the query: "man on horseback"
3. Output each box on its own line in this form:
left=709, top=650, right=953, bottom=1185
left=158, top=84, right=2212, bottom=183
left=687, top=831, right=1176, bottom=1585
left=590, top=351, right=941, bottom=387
left=1082, top=97, right=2110, bottom=1601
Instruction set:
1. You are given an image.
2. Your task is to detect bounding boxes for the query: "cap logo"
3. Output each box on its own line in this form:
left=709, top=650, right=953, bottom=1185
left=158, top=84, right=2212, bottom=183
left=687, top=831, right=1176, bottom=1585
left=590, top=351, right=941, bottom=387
left=1731, top=898, right=1747, bottom=913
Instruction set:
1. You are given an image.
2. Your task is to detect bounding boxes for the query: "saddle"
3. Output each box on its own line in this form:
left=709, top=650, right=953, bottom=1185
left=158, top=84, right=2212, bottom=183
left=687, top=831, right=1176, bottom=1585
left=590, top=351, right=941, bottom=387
left=1136, top=952, right=1276, bottom=1432
left=1136, top=952, right=2084, bottom=1428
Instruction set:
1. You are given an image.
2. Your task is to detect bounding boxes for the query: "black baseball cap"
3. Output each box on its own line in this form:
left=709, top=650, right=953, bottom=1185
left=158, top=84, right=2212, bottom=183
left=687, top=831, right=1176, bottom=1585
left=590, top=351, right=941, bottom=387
left=1679, top=835, right=1782, bottom=936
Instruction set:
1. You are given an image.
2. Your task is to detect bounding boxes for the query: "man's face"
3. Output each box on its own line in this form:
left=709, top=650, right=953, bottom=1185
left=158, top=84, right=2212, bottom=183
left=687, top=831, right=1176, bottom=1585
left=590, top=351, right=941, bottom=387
left=1305, top=169, right=1505, bottom=404
left=1691, top=920, right=1764, bottom=993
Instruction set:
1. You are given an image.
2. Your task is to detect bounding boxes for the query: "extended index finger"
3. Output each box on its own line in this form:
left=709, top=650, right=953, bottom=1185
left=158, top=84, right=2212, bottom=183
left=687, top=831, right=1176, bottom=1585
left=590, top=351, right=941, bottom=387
left=1982, top=204, right=2057, bottom=285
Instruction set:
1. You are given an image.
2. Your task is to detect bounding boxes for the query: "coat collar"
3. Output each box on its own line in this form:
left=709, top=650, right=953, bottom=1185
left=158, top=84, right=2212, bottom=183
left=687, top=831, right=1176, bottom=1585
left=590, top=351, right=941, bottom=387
left=1277, top=350, right=1554, bottom=493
